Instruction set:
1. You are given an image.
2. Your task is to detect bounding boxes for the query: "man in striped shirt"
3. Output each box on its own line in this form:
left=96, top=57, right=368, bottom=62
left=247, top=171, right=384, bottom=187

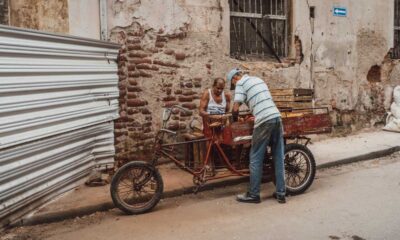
left=227, top=68, right=286, bottom=204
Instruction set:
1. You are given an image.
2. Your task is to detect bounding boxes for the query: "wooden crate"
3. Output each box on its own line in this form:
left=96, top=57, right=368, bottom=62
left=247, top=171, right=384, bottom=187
left=271, top=88, right=313, bottom=111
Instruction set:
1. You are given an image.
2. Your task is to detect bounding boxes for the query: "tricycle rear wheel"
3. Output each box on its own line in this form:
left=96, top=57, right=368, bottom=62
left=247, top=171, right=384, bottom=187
left=283, top=143, right=316, bottom=195
left=110, top=161, right=163, bottom=214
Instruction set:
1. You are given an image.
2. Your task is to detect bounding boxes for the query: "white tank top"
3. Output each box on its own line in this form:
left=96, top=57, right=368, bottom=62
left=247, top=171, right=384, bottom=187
left=207, top=89, right=226, bottom=114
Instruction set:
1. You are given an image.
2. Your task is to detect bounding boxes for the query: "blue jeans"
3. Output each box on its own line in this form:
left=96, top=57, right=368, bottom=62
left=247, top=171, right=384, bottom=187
left=248, top=117, right=286, bottom=197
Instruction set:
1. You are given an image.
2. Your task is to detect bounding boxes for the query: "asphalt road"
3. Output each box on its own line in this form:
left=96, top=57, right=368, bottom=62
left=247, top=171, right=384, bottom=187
left=2, top=153, right=400, bottom=240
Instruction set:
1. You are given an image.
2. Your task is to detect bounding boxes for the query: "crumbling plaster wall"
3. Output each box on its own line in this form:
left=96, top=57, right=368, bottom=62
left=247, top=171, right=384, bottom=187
left=109, top=0, right=399, bottom=164
left=108, top=0, right=243, bottom=164
left=8, top=0, right=100, bottom=39
left=290, top=0, right=398, bottom=128
left=9, top=0, right=69, bottom=34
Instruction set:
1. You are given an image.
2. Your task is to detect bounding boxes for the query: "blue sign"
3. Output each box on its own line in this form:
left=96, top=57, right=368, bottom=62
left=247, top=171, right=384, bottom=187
left=333, top=7, right=347, bottom=17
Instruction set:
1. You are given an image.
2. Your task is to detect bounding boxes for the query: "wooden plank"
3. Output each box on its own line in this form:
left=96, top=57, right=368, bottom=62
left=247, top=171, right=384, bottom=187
left=275, top=101, right=312, bottom=109
left=270, top=88, right=314, bottom=96
left=272, top=95, right=313, bottom=102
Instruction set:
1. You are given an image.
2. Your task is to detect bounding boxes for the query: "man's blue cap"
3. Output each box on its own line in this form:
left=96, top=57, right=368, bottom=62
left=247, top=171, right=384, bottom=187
left=226, top=68, right=241, bottom=86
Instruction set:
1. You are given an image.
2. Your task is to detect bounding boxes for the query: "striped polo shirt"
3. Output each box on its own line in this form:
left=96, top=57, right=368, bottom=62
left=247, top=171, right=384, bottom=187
left=234, top=74, right=281, bottom=128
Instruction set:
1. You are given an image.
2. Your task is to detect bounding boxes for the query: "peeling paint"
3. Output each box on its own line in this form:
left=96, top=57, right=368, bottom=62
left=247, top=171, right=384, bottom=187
left=9, top=0, right=68, bottom=34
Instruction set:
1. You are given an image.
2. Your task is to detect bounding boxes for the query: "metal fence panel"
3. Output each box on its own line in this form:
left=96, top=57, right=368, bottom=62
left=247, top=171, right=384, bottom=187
left=0, top=26, right=120, bottom=228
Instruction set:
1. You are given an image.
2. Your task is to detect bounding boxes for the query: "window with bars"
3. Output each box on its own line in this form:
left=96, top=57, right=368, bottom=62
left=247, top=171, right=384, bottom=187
left=229, top=0, right=289, bottom=60
left=394, top=0, right=400, bottom=59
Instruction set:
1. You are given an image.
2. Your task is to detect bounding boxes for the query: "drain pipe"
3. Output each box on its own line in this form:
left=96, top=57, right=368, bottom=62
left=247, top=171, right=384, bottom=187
left=99, top=0, right=108, bottom=41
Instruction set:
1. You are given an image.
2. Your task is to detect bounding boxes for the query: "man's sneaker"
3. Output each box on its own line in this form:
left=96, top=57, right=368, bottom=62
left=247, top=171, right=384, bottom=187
left=236, top=192, right=261, bottom=203
left=272, top=192, right=286, bottom=204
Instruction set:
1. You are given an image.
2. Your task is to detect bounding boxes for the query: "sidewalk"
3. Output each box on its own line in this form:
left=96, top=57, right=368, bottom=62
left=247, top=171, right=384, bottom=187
left=20, top=129, right=400, bottom=226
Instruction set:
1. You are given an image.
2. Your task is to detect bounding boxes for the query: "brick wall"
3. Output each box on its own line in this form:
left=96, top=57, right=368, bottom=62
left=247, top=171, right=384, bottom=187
left=111, top=23, right=206, bottom=167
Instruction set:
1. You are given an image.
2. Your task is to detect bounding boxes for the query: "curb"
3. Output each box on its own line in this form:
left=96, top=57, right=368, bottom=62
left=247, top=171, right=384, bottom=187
left=19, top=146, right=400, bottom=227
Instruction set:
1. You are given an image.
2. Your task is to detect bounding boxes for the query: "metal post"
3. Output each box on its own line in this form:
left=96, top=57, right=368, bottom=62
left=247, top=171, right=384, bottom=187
left=99, top=0, right=108, bottom=41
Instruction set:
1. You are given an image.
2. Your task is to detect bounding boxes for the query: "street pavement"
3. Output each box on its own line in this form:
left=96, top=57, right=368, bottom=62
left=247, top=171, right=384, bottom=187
left=3, top=152, right=400, bottom=240
left=17, top=129, right=400, bottom=226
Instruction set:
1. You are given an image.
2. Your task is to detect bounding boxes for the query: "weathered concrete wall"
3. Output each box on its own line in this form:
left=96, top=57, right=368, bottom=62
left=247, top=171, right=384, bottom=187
left=9, top=0, right=69, bottom=34
left=291, top=0, right=397, bottom=129
left=68, top=0, right=100, bottom=39
left=108, top=0, right=400, bottom=164
left=0, top=0, right=9, bottom=25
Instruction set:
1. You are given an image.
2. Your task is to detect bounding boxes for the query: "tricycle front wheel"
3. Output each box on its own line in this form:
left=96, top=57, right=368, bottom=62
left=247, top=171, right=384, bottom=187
left=110, top=161, right=163, bottom=215
left=283, top=143, right=316, bottom=195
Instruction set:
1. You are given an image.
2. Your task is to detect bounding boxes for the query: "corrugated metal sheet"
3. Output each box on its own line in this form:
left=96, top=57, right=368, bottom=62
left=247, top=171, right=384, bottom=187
left=0, top=26, right=120, bottom=228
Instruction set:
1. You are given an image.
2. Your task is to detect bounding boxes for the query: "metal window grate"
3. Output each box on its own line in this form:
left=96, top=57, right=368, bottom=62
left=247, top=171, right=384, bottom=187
left=229, top=0, right=288, bottom=60
left=393, top=0, right=400, bottom=59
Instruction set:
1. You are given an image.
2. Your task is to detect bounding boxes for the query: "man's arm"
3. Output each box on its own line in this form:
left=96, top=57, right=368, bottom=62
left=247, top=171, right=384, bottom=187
left=232, top=102, right=241, bottom=122
left=199, top=90, right=210, bottom=117
left=225, top=92, right=231, bottom=114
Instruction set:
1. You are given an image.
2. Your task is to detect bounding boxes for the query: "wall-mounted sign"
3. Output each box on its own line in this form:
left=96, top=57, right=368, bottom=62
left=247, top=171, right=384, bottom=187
left=333, top=7, right=347, bottom=17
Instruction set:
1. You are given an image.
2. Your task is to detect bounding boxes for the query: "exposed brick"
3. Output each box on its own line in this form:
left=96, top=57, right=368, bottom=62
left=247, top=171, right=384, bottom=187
left=128, top=121, right=142, bottom=127
left=206, top=63, right=211, bottom=69
left=127, top=65, right=136, bottom=71
left=174, top=89, right=183, bottom=94
left=182, top=90, right=196, bottom=96
left=128, top=71, right=141, bottom=78
left=128, top=79, right=138, bottom=86
left=165, top=88, right=172, bottom=95
left=155, top=42, right=165, bottom=48
left=127, top=86, right=142, bottom=92
left=172, top=116, right=180, bottom=121
left=142, top=122, right=152, bottom=127
left=118, top=55, right=128, bottom=62
left=127, top=108, right=140, bottom=114
left=149, top=47, right=161, bottom=53
left=175, top=52, right=186, bottom=61
left=118, top=80, right=127, bottom=88
left=129, top=58, right=152, bottom=64
left=157, top=35, right=168, bottom=42
left=140, top=133, right=155, bottom=140
left=139, top=70, right=153, bottom=78
left=160, top=70, right=177, bottom=75
left=119, top=46, right=127, bottom=54
left=114, top=123, right=126, bottom=129
left=178, top=96, right=193, bottom=102
left=137, top=64, right=159, bottom=71
left=145, top=116, right=152, bottom=121
left=128, top=52, right=150, bottom=58
left=167, top=121, right=180, bottom=131
left=143, top=127, right=152, bottom=133
left=153, top=60, right=180, bottom=68
left=179, top=123, right=187, bottom=130
left=163, top=83, right=173, bottom=88
left=164, top=101, right=179, bottom=107
left=120, top=90, right=127, bottom=97
left=127, top=38, right=141, bottom=44
left=185, top=82, right=193, bottom=88
left=141, top=108, right=152, bottom=115
left=194, top=82, right=202, bottom=88
left=127, top=99, right=146, bottom=107
left=182, top=103, right=197, bottom=110
left=114, top=131, right=126, bottom=138
left=180, top=110, right=193, bottom=117
left=163, top=96, right=176, bottom=101
left=164, top=49, right=175, bottom=55
left=127, top=93, right=138, bottom=99
left=127, top=44, right=142, bottom=51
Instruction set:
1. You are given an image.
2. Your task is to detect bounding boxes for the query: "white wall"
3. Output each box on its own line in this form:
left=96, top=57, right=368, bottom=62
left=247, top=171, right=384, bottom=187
left=68, top=0, right=101, bottom=39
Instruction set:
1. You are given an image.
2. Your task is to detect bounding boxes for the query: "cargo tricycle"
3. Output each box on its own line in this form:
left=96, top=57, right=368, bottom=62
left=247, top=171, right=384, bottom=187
left=110, top=105, right=332, bottom=214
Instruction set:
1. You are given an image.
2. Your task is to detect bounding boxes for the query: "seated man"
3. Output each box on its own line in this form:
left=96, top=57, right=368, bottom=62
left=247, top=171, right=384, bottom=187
left=199, top=77, right=231, bottom=118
